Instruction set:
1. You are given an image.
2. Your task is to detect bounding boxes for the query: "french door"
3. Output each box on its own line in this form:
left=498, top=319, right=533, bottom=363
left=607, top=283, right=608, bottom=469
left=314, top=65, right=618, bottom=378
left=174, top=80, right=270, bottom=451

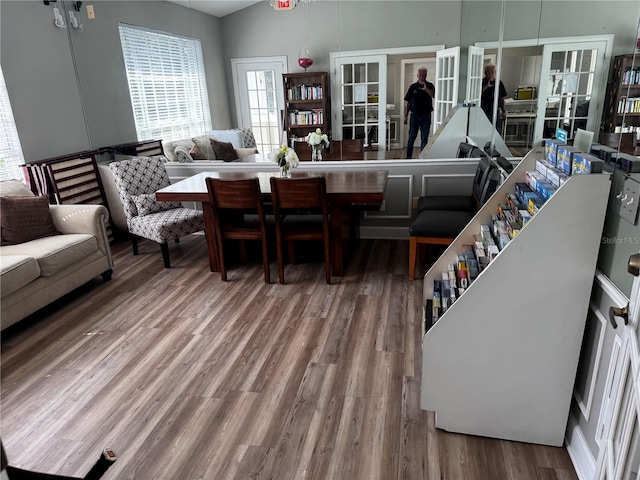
left=466, top=45, right=484, bottom=106
left=595, top=252, right=640, bottom=479
left=434, top=46, right=460, bottom=133
left=332, top=54, right=387, bottom=149
left=534, top=41, right=607, bottom=145
left=231, top=57, right=286, bottom=153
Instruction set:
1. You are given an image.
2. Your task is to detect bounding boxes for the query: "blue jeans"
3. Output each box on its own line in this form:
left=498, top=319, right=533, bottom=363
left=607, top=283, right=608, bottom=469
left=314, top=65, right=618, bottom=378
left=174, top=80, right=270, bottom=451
left=407, top=113, right=431, bottom=158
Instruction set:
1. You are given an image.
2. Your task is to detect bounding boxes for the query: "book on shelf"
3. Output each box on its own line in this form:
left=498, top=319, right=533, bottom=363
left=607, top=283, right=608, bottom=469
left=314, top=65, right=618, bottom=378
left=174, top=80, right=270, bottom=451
left=286, top=83, right=324, bottom=101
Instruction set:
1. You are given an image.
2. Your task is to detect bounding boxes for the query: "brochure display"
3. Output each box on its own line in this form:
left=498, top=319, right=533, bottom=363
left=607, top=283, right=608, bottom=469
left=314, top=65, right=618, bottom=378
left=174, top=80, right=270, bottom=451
left=420, top=148, right=611, bottom=446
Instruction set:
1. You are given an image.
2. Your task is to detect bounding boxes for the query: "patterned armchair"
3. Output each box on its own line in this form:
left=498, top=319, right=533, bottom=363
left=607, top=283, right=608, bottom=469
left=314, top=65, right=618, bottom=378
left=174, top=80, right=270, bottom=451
left=109, top=157, right=204, bottom=268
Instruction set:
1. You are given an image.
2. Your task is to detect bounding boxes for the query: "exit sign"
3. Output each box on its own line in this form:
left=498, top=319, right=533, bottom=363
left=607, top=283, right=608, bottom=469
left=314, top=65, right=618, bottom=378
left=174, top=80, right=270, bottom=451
left=274, top=0, right=295, bottom=9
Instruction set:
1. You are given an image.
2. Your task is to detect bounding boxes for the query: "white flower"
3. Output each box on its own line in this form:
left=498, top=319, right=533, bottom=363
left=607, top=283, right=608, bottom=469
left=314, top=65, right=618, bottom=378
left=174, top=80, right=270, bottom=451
left=306, top=128, right=330, bottom=149
left=269, top=145, right=299, bottom=169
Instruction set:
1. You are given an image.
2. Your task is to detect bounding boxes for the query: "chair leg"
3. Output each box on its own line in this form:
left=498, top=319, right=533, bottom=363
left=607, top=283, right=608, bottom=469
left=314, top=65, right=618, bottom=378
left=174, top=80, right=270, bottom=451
left=261, top=237, right=270, bottom=284
left=216, top=232, right=227, bottom=281
left=160, top=242, right=171, bottom=268
left=409, top=236, right=417, bottom=280
left=131, top=237, right=139, bottom=256
left=275, top=233, right=285, bottom=285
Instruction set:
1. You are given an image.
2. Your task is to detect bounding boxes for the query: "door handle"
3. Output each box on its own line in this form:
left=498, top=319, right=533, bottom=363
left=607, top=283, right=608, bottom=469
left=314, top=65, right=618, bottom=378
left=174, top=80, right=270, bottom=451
left=628, top=253, right=640, bottom=277
left=608, top=304, right=629, bottom=329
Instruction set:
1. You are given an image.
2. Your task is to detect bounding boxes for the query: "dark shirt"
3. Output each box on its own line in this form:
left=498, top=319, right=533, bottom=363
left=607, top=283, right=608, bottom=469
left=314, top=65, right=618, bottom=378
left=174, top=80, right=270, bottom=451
left=481, top=78, right=507, bottom=117
left=404, top=81, right=435, bottom=115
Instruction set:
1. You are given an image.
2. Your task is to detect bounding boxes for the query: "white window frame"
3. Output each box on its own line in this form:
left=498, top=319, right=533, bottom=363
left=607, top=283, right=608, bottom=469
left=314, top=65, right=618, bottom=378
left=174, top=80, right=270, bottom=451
left=0, top=66, right=25, bottom=182
left=118, top=23, right=212, bottom=142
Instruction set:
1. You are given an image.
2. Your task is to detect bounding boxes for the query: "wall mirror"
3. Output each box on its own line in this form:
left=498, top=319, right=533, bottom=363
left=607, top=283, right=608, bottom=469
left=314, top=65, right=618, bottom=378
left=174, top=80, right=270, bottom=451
left=2, top=0, right=639, bottom=163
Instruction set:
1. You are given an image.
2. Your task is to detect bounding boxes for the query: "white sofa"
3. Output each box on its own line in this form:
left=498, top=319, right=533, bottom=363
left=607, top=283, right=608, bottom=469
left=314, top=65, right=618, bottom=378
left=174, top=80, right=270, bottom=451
left=162, top=131, right=259, bottom=164
left=0, top=180, right=113, bottom=330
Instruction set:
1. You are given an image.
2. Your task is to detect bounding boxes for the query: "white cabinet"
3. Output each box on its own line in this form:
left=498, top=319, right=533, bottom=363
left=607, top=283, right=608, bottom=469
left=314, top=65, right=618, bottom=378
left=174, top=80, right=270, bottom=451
left=420, top=148, right=612, bottom=446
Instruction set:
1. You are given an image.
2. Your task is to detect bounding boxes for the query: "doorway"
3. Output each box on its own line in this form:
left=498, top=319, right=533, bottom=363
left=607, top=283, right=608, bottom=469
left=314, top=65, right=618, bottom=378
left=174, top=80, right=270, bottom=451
left=231, top=56, right=287, bottom=154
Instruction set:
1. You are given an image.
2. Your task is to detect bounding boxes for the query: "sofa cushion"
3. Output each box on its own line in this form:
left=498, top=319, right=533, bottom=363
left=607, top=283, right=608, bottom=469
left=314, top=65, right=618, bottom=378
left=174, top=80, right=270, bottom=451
left=0, top=233, right=100, bottom=277
left=0, top=180, right=34, bottom=197
left=0, top=255, right=41, bottom=298
left=192, top=135, right=216, bottom=160
left=174, top=145, right=194, bottom=163
left=132, top=193, right=182, bottom=217
left=0, top=195, right=59, bottom=245
left=210, top=139, right=238, bottom=162
left=189, top=144, right=207, bottom=160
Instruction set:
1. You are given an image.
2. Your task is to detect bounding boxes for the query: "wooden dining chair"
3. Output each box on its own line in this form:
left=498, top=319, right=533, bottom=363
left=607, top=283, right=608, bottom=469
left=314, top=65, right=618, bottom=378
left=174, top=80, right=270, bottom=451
left=269, top=176, right=331, bottom=284
left=205, top=177, right=271, bottom=283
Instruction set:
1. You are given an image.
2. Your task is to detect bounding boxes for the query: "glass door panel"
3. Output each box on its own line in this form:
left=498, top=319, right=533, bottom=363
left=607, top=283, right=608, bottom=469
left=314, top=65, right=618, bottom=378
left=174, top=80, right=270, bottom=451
left=334, top=54, right=387, bottom=149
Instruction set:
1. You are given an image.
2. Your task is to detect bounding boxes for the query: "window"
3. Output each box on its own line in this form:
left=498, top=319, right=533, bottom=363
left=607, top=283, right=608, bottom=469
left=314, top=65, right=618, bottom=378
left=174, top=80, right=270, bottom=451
left=0, top=66, right=25, bottom=182
left=118, top=24, right=212, bottom=142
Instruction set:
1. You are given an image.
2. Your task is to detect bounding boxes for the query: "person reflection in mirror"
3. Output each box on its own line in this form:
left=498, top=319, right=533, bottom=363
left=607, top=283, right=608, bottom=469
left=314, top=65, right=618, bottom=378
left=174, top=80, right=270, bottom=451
left=482, top=64, right=507, bottom=133
left=404, top=67, right=435, bottom=158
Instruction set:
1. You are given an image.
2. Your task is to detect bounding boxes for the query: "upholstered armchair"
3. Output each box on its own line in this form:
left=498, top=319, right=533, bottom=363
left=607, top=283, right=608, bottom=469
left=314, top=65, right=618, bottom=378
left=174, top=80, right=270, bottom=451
left=109, top=157, right=205, bottom=268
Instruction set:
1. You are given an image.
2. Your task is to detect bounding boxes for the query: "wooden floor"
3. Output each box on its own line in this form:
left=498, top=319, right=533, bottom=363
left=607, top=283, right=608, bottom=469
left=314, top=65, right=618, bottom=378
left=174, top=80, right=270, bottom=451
left=1, top=235, right=577, bottom=480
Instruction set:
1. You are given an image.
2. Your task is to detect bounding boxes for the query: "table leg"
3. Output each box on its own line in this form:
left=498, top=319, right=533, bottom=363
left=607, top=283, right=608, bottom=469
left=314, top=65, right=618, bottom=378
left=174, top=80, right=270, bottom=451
left=202, top=202, right=219, bottom=272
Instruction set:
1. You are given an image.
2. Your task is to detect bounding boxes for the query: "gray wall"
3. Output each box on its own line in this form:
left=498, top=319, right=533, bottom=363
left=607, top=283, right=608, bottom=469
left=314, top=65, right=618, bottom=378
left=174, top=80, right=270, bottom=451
left=0, top=0, right=230, bottom=161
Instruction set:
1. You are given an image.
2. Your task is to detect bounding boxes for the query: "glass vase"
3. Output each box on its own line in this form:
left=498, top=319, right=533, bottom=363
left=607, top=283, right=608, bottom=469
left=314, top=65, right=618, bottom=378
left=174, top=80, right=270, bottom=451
left=312, top=146, right=323, bottom=162
left=280, top=165, right=291, bottom=178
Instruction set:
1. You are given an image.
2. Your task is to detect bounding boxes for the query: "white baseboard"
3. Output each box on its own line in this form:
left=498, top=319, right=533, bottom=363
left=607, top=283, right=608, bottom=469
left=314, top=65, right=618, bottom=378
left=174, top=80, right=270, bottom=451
left=566, top=413, right=596, bottom=480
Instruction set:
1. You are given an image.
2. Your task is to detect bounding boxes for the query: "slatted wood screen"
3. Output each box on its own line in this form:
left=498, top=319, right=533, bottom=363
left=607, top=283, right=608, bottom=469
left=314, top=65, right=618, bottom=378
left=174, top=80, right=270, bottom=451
left=23, top=153, right=115, bottom=243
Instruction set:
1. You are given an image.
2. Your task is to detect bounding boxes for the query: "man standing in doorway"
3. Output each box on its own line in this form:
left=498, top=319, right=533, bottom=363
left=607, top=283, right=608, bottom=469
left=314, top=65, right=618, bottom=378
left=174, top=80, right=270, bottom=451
left=404, top=67, right=435, bottom=158
left=481, top=64, right=507, bottom=134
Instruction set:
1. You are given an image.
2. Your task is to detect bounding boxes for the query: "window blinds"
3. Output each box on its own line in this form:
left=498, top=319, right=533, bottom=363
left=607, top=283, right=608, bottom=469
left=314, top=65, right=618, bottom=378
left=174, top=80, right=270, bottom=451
left=0, top=66, right=25, bottom=182
left=118, top=24, right=212, bottom=142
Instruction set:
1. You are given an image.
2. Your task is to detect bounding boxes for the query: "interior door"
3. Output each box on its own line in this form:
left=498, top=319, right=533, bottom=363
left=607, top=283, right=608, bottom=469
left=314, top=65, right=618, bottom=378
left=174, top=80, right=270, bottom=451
left=466, top=45, right=484, bottom=106
left=231, top=57, right=286, bottom=153
left=434, top=46, right=460, bottom=133
left=534, top=41, right=607, bottom=145
left=332, top=54, right=387, bottom=149
left=595, top=252, right=640, bottom=479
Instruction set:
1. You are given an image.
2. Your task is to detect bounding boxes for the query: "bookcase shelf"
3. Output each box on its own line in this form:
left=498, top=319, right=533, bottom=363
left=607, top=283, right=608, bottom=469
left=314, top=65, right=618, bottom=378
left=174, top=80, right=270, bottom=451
left=283, top=72, right=329, bottom=160
left=603, top=54, right=640, bottom=141
left=420, top=148, right=611, bottom=446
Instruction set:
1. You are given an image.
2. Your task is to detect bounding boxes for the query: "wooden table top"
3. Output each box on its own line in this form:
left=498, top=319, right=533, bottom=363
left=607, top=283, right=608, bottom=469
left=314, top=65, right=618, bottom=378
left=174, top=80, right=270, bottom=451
left=156, top=170, right=389, bottom=204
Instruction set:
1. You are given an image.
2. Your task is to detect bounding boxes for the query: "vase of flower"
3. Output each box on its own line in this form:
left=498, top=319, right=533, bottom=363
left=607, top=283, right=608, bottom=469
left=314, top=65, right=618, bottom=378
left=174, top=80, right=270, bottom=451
left=269, top=144, right=299, bottom=179
left=306, top=128, right=330, bottom=162
left=280, top=165, right=291, bottom=178
left=311, top=146, right=323, bottom=162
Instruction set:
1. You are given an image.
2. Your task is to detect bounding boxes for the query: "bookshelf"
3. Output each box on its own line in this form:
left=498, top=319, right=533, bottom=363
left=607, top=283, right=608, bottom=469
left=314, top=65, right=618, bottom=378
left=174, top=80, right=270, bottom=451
left=603, top=54, right=640, bottom=146
left=419, top=148, right=611, bottom=446
left=283, top=72, right=329, bottom=159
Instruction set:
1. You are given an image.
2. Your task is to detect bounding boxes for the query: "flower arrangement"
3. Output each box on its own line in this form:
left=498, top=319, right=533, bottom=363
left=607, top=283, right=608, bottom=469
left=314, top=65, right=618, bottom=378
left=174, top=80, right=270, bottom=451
left=306, top=128, right=330, bottom=149
left=268, top=145, right=299, bottom=177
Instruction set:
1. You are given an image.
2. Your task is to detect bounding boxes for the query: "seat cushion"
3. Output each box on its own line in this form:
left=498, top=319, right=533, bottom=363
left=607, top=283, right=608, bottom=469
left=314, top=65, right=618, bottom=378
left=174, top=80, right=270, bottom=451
left=409, top=210, right=474, bottom=238
left=417, top=195, right=476, bottom=213
left=128, top=208, right=205, bottom=243
left=0, top=255, right=40, bottom=298
left=0, top=234, right=99, bottom=277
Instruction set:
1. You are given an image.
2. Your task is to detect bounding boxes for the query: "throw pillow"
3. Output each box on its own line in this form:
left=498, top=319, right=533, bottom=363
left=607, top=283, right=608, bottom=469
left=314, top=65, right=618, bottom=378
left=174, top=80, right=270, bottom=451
left=132, top=193, right=182, bottom=217
left=174, top=145, right=194, bottom=163
left=235, top=147, right=259, bottom=159
left=210, top=139, right=239, bottom=162
left=189, top=145, right=207, bottom=160
left=0, top=195, right=58, bottom=245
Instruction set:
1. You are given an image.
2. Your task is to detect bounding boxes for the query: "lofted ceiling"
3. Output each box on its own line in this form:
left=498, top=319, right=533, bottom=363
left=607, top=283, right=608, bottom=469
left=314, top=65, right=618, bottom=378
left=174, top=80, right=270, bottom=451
left=166, top=0, right=262, bottom=18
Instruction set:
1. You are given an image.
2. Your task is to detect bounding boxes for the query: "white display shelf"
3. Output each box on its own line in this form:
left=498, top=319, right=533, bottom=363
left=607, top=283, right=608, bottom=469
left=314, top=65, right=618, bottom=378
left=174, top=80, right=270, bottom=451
left=420, top=147, right=612, bottom=446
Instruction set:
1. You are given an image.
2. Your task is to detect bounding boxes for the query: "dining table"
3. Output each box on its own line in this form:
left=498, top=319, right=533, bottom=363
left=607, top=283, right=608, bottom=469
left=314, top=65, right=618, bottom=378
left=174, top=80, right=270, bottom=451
left=155, top=169, right=389, bottom=277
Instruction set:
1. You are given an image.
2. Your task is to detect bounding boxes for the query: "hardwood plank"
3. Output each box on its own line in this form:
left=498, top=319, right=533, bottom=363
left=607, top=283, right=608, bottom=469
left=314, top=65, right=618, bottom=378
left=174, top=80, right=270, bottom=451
left=0, top=235, right=580, bottom=480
